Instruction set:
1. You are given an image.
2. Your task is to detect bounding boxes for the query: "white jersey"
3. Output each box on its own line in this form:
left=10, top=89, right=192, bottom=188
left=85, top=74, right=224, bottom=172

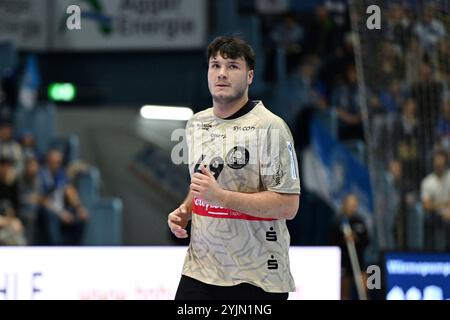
left=182, top=100, right=301, bottom=293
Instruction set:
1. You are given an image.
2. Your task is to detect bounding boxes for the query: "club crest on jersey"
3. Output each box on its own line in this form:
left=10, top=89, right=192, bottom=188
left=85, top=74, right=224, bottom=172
left=226, top=146, right=250, bottom=169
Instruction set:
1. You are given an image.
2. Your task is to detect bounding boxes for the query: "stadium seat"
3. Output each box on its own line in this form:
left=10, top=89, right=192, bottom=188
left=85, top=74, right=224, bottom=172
left=83, top=198, right=123, bottom=245
left=14, top=103, right=56, bottom=155
left=75, top=167, right=100, bottom=209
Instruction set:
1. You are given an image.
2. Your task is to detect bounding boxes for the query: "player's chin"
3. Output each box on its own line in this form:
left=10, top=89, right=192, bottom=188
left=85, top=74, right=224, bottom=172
left=212, top=93, right=234, bottom=102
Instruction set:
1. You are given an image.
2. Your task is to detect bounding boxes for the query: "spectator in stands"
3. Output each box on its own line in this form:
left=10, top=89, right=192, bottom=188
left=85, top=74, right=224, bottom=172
left=404, top=36, right=426, bottom=85
left=368, top=91, right=397, bottom=166
left=382, top=159, right=418, bottom=250
left=392, top=98, right=422, bottom=189
left=382, top=160, right=403, bottom=250
left=330, top=193, right=369, bottom=300
left=433, top=38, right=450, bottom=84
left=380, top=41, right=404, bottom=81
left=384, top=3, right=412, bottom=54
left=369, top=93, right=391, bottom=118
left=37, top=149, right=89, bottom=245
left=0, top=201, right=26, bottom=245
left=61, top=184, right=89, bottom=244
left=0, top=157, right=19, bottom=213
left=319, top=32, right=355, bottom=93
left=413, top=5, right=446, bottom=55
left=331, top=63, right=364, bottom=141
left=19, top=130, right=40, bottom=162
left=323, top=0, right=350, bottom=40
left=411, top=62, right=444, bottom=157
left=269, top=13, right=305, bottom=75
left=421, top=150, right=450, bottom=251
left=379, top=79, right=405, bottom=114
left=0, top=121, right=23, bottom=174
left=289, top=55, right=328, bottom=150
left=18, top=156, right=42, bottom=244
left=291, top=56, right=323, bottom=110
left=305, top=5, right=339, bottom=58
left=0, top=157, right=25, bottom=245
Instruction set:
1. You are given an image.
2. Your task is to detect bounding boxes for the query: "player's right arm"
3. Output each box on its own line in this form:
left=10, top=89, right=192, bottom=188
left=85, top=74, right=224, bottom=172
left=168, top=192, right=193, bottom=238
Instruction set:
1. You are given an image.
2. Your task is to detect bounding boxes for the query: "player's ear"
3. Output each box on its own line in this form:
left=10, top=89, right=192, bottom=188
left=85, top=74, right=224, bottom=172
left=247, top=69, right=254, bottom=85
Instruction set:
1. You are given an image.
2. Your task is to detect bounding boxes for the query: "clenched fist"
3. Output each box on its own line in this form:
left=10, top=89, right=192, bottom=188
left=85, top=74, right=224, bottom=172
left=168, top=204, right=191, bottom=238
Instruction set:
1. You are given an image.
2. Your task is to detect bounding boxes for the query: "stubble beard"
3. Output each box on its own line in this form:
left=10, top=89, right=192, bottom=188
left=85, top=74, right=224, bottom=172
left=212, top=86, right=246, bottom=105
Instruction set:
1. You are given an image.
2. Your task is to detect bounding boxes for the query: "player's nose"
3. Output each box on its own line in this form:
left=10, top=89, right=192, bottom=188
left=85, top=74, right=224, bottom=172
left=218, top=66, right=228, bottom=79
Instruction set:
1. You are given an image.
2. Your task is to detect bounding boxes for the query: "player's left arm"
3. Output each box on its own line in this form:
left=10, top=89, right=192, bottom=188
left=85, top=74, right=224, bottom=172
left=190, top=165, right=299, bottom=220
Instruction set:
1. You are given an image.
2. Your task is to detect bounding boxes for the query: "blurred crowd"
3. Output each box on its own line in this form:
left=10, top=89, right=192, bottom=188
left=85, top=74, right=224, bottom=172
left=250, top=0, right=449, bottom=298
left=0, top=118, right=89, bottom=246
left=253, top=0, right=450, bottom=252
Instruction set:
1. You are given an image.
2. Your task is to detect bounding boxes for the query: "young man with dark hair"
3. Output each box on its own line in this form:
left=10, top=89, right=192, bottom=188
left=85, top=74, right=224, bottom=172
left=168, top=36, right=301, bottom=300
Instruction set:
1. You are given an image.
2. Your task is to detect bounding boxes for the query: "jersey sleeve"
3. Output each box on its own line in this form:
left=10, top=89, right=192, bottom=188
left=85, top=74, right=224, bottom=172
left=259, top=117, right=301, bottom=194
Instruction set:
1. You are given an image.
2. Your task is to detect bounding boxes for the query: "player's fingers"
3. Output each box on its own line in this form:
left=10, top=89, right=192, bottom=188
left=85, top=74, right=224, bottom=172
left=168, top=210, right=181, bottom=220
left=174, top=229, right=188, bottom=238
left=192, top=172, right=205, bottom=180
left=168, top=214, right=181, bottom=223
left=191, top=177, right=203, bottom=185
left=190, top=183, right=202, bottom=192
left=175, top=233, right=188, bottom=239
left=167, top=219, right=178, bottom=230
left=168, top=216, right=184, bottom=229
left=200, top=165, right=214, bottom=178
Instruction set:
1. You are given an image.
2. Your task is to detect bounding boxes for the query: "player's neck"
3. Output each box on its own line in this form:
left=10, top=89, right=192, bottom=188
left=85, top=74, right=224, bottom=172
left=213, top=95, right=249, bottom=119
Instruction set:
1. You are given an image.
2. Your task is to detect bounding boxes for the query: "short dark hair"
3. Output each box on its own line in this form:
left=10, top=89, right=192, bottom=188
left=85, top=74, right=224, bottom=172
left=207, top=36, right=255, bottom=70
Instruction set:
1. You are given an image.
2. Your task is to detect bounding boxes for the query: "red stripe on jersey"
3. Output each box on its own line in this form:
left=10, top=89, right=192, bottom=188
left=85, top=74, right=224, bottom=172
left=192, top=197, right=275, bottom=221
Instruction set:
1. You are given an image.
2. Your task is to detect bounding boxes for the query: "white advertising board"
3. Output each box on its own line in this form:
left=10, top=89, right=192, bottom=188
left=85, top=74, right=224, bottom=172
left=0, top=246, right=340, bottom=300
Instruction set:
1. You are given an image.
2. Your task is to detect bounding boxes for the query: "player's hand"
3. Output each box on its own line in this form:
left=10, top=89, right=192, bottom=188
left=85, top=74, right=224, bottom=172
left=168, top=204, right=190, bottom=238
left=190, top=165, right=226, bottom=206
left=77, top=207, right=90, bottom=221
left=59, top=211, right=75, bottom=224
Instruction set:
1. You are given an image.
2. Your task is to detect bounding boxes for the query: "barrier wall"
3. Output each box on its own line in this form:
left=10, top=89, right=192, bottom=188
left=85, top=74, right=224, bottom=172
left=0, top=246, right=341, bottom=300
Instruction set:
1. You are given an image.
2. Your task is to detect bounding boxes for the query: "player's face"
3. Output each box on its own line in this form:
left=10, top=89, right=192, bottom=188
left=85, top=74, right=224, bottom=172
left=208, top=54, right=253, bottom=105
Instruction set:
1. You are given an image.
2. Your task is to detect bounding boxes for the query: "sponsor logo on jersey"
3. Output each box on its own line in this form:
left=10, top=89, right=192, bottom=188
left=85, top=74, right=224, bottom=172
left=192, top=197, right=275, bottom=221
left=233, top=125, right=256, bottom=132
left=266, top=227, right=277, bottom=241
left=196, top=122, right=213, bottom=131
left=267, top=255, right=279, bottom=270
left=210, top=132, right=226, bottom=139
